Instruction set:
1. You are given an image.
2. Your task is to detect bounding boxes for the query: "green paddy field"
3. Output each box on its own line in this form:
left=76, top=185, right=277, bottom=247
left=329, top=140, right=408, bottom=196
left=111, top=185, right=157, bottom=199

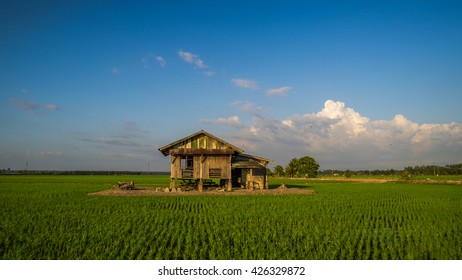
left=1, top=175, right=461, bottom=259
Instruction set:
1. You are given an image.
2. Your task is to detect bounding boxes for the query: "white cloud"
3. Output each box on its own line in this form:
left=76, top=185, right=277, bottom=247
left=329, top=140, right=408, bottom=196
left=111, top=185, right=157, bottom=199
left=45, top=104, right=60, bottom=111
left=155, top=56, right=166, bottom=67
left=266, top=86, right=291, bottom=96
left=314, top=100, right=369, bottom=137
left=230, top=101, right=262, bottom=113
left=178, top=50, right=195, bottom=63
left=204, top=71, right=216, bottom=77
left=215, top=100, right=462, bottom=169
left=281, top=119, right=293, bottom=128
left=194, top=58, right=206, bottom=69
left=231, top=78, right=258, bottom=89
left=202, top=115, right=241, bottom=127
left=141, top=54, right=153, bottom=68
left=142, top=53, right=166, bottom=68
left=178, top=50, right=207, bottom=69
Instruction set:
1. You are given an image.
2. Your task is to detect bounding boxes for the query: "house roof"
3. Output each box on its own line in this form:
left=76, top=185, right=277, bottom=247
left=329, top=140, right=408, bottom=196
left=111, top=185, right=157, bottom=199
left=238, top=153, right=273, bottom=163
left=158, top=130, right=244, bottom=156
left=232, top=153, right=274, bottom=169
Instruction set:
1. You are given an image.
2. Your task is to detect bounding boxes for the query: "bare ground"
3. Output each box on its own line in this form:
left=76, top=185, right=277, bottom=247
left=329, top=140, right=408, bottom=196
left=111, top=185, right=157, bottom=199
left=88, top=177, right=460, bottom=197
left=89, top=187, right=315, bottom=197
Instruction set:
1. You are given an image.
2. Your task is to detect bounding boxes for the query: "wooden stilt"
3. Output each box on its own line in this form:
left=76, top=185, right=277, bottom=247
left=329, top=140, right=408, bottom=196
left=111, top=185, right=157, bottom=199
left=198, top=179, right=203, bottom=192
left=227, top=179, right=232, bottom=191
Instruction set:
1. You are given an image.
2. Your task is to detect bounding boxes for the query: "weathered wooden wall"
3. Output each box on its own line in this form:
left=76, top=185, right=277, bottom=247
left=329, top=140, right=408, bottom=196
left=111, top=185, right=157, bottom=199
left=173, top=134, right=233, bottom=150
left=170, top=154, right=231, bottom=179
left=248, top=167, right=267, bottom=189
left=196, top=155, right=231, bottom=179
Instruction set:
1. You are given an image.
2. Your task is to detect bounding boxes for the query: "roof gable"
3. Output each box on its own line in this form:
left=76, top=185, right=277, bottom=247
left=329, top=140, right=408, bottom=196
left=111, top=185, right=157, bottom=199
left=158, top=130, right=244, bottom=156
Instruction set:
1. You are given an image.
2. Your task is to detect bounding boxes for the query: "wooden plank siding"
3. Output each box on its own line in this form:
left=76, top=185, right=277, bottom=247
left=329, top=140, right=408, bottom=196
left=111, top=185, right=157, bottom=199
left=171, top=134, right=232, bottom=151
left=193, top=155, right=231, bottom=179
left=170, top=148, right=234, bottom=155
left=170, top=154, right=231, bottom=179
left=158, top=130, right=244, bottom=156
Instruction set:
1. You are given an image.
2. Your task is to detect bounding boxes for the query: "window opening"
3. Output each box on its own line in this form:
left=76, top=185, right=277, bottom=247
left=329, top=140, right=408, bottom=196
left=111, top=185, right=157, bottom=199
left=181, top=156, right=194, bottom=169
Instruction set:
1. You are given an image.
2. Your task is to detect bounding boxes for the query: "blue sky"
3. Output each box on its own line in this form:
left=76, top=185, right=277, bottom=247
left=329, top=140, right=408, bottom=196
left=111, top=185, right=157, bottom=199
left=1, top=0, right=462, bottom=171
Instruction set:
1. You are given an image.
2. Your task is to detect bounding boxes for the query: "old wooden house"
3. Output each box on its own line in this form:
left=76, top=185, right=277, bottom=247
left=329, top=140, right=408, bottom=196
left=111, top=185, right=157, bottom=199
left=158, top=130, right=272, bottom=191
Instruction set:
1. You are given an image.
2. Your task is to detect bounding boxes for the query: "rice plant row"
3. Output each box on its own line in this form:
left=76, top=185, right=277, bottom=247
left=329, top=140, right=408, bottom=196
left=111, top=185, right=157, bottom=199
left=0, top=175, right=461, bottom=259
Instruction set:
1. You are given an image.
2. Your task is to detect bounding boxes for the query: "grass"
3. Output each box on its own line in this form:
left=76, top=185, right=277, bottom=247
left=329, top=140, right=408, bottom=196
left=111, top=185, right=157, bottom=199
left=0, top=175, right=461, bottom=259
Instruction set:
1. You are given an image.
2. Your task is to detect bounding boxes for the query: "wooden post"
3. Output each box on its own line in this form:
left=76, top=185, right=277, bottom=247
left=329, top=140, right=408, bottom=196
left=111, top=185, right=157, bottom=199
left=198, top=179, right=203, bottom=192
left=170, top=178, right=175, bottom=188
left=264, top=164, right=268, bottom=189
left=227, top=179, right=232, bottom=191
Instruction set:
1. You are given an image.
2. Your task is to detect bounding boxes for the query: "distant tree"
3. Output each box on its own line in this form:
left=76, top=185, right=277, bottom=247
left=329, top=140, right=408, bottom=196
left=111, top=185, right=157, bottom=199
left=285, top=158, right=298, bottom=178
left=296, top=156, right=320, bottom=178
left=344, top=169, right=353, bottom=178
left=266, top=168, right=273, bottom=177
left=273, top=165, right=285, bottom=177
left=400, top=170, right=412, bottom=180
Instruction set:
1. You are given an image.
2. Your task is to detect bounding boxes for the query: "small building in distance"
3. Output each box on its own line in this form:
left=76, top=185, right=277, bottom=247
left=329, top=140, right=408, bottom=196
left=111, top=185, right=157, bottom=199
left=158, top=130, right=272, bottom=191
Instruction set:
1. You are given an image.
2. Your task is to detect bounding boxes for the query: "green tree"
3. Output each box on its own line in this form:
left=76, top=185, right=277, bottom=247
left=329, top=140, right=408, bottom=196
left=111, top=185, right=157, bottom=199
left=296, top=156, right=320, bottom=178
left=285, top=158, right=298, bottom=178
left=401, top=168, right=412, bottom=180
left=273, top=165, right=285, bottom=177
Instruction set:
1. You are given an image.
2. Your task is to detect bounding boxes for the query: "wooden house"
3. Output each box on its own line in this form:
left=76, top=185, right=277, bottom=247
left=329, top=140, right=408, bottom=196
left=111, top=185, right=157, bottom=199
left=158, top=130, right=272, bottom=191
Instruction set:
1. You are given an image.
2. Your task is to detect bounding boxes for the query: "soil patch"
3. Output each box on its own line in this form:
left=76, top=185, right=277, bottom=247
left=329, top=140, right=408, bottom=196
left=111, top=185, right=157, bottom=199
left=89, top=187, right=315, bottom=196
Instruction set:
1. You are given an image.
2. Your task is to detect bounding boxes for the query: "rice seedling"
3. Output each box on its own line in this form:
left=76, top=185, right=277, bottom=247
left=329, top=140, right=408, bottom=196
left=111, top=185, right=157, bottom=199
left=0, top=175, right=461, bottom=259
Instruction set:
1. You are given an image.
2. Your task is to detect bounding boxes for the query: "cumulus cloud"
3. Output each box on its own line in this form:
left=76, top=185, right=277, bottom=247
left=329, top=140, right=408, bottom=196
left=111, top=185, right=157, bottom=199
left=218, top=100, right=462, bottom=169
left=266, top=86, right=291, bottom=96
left=231, top=78, right=258, bottom=89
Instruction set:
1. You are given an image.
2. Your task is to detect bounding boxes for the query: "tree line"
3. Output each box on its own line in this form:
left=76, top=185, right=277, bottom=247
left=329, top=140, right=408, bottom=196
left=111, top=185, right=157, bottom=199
left=0, top=170, right=170, bottom=176
left=3, top=162, right=461, bottom=177
left=268, top=159, right=462, bottom=177
left=403, top=163, right=462, bottom=176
